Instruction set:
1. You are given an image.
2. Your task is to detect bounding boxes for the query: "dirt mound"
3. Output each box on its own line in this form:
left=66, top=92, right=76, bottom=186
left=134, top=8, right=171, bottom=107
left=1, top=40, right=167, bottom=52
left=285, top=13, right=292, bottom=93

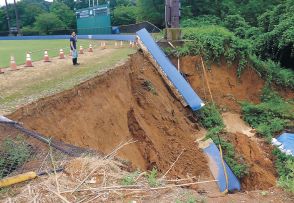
left=8, top=53, right=210, bottom=180
left=228, top=133, right=277, bottom=190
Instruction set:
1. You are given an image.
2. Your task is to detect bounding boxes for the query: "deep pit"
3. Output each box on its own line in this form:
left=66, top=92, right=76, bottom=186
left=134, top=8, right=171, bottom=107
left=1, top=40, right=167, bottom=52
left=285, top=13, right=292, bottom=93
left=7, top=52, right=279, bottom=191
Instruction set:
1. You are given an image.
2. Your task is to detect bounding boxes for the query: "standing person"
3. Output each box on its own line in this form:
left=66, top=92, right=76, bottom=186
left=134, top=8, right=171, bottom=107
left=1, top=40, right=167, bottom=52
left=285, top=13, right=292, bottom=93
left=70, top=32, right=79, bottom=65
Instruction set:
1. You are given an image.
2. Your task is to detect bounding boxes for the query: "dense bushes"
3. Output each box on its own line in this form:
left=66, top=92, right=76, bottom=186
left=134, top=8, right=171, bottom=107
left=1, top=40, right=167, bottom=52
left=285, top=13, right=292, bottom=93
left=241, top=87, right=293, bottom=141
left=174, top=26, right=251, bottom=77
left=112, top=6, right=137, bottom=25
left=250, top=55, right=294, bottom=89
left=197, top=104, right=249, bottom=178
left=273, top=149, right=294, bottom=193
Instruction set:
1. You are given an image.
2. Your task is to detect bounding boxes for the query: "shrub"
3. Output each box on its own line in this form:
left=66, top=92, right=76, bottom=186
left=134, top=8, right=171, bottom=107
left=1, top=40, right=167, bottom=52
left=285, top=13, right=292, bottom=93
left=146, top=168, right=159, bottom=187
left=176, top=26, right=252, bottom=77
left=273, top=149, right=294, bottom=193
left=181, top=15, right=221, bottom=28
left=249, top=55, right=294, bottom=89
left=21, top=26, right=40, bottom=36
left=241, top=87, right=293, bottom=140
left=121, top=171, right=140, bottom=186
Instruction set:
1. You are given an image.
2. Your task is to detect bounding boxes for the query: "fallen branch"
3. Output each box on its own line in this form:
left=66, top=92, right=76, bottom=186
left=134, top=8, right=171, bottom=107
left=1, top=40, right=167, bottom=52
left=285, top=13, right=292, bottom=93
left=63, top=180, right=218, bottom=194
left=160, top=149, right=184, bottom=179
left=46, top=187, right=71, bottom=203
left=71, top=139, right=136, bottom=194
left=49, top=139, right=60, bottom=194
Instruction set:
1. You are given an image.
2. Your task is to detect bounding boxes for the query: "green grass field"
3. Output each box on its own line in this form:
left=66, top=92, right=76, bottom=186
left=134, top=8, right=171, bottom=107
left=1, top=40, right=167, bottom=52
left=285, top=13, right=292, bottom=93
left=0, top=39, right=94, bottom=68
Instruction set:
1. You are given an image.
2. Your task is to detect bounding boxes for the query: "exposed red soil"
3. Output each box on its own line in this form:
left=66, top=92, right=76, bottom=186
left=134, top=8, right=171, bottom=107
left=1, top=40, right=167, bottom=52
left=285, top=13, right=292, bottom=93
left=177, top=56, right=293, bottom=112
left=228, top=132, right=277, bottom=190
left=8, top=53, right=211, bottom=180
left=4, top=52, right=291, bottom=197
left=176, top=57, right=280, bottom=190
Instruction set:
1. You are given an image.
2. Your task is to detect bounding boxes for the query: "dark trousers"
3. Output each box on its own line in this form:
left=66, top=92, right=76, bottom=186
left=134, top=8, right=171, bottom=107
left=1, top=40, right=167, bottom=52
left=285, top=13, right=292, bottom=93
left=72, top=58, right=77, bottom=65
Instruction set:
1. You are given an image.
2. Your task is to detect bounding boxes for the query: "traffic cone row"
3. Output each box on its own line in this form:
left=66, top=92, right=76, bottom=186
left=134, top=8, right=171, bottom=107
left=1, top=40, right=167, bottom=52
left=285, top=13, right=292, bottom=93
left=0, top=42, right=130, bottom=74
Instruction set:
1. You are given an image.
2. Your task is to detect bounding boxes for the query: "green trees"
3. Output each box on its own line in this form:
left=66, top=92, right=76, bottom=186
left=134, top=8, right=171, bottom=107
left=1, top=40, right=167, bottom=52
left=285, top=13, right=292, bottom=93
left=255, top=0, right=294, bottom=68
left=0, top=0, right=75, bottom=35
left=34, top=13, right=65, bottom=35
left=50, top=1, right=75, bottom=29
left=112, top=5, right=137, bottom=25
left=136, top=0, right=164, bottom=26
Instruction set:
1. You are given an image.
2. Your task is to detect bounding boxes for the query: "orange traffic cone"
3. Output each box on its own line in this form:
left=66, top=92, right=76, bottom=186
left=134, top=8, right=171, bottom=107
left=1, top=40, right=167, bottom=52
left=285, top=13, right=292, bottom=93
left=59, top=49, right=65, bottom=59
left=43, top=51, right=51, bottom=62
left=0, top=68, right=4, bottom=74
left=10, top=56, right=18, bottom=71
left=88, top=44, right=93, bottom=52
left=25, top=53, right=33, bottom=67
left=101, top=42, right=106, bottom=49
left=79, top=46, right=84, bottom=54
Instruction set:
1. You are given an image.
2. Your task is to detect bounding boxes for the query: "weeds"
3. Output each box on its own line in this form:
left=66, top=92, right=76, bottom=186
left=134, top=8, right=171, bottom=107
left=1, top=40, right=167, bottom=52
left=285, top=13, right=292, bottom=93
left=249, top=55, right=294, bottom=89
left=121, top=171, right=140, bottom=186
left=142, top=80, right=158, bottom=95
left=175, top=191, right=207, bottom=203
left=146, top=168, right=160, bottom=187
left=241, top=86, right=293, bottom=141
left=273, top=149, right=294, bottom=193
left=174, top=26, right=251, bottom=77
left=196, top=104, right=249, bottom=178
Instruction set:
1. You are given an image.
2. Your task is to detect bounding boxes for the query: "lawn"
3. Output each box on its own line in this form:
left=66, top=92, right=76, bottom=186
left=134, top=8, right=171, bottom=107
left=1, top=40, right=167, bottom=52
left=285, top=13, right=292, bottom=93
left=0, top=47, right=135, bottom=114
left=0, top=39, right=96, bottom=68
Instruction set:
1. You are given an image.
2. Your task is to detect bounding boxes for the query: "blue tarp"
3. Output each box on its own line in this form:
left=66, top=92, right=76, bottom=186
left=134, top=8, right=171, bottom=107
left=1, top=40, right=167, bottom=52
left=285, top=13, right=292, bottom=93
left=0, top=34, right=136, bottom=41
left=203, top=142, right=241, bottom=192
left=277, top=133, right=294, bottom=155
left=136, top=28, right=204, bottom=111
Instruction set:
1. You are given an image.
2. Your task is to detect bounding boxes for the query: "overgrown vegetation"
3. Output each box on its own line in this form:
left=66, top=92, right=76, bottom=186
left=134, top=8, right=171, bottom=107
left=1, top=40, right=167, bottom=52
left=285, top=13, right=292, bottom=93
left=249, top=55, right=294, bottom=89
left=242, top=87, right=294, bottom=192
left=273, top=149, right=294, bottom=193
left=197, top=104, right=249, bottom=178
left=241, top=86, right=293, bottom=141
left=174, top=26, right=251, bottom=77
left=0, top=137, right=32, bottom=179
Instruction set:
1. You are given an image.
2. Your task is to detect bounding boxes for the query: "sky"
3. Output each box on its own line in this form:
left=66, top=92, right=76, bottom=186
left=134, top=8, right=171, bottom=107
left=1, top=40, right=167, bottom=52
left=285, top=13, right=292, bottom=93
left=0, top=0, right=53, bottom=6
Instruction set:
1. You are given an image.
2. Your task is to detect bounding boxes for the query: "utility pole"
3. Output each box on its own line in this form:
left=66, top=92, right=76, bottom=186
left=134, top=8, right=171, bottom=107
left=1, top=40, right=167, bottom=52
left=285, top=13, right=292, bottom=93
left=13, top=0, right=21, bottom=35
left=165, top=0, right=181, bottom=41
left=165, top=0, right=180, bottom=28
left=4, top=0, right=12, bottom=35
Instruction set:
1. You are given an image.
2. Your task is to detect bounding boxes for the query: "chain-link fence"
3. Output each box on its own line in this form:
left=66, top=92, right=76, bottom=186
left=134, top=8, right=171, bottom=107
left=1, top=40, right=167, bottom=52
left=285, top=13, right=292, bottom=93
left=0, top=120, right=93, bottom=197
left=0, top=21, right=161, bottom=37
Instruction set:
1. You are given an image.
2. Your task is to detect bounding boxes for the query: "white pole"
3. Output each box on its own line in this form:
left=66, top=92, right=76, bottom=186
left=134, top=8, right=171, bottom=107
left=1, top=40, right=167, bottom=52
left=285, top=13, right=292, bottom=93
left=92, top=0, right=94, bottom=7
left=88, top=0, right=90, bottom=8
